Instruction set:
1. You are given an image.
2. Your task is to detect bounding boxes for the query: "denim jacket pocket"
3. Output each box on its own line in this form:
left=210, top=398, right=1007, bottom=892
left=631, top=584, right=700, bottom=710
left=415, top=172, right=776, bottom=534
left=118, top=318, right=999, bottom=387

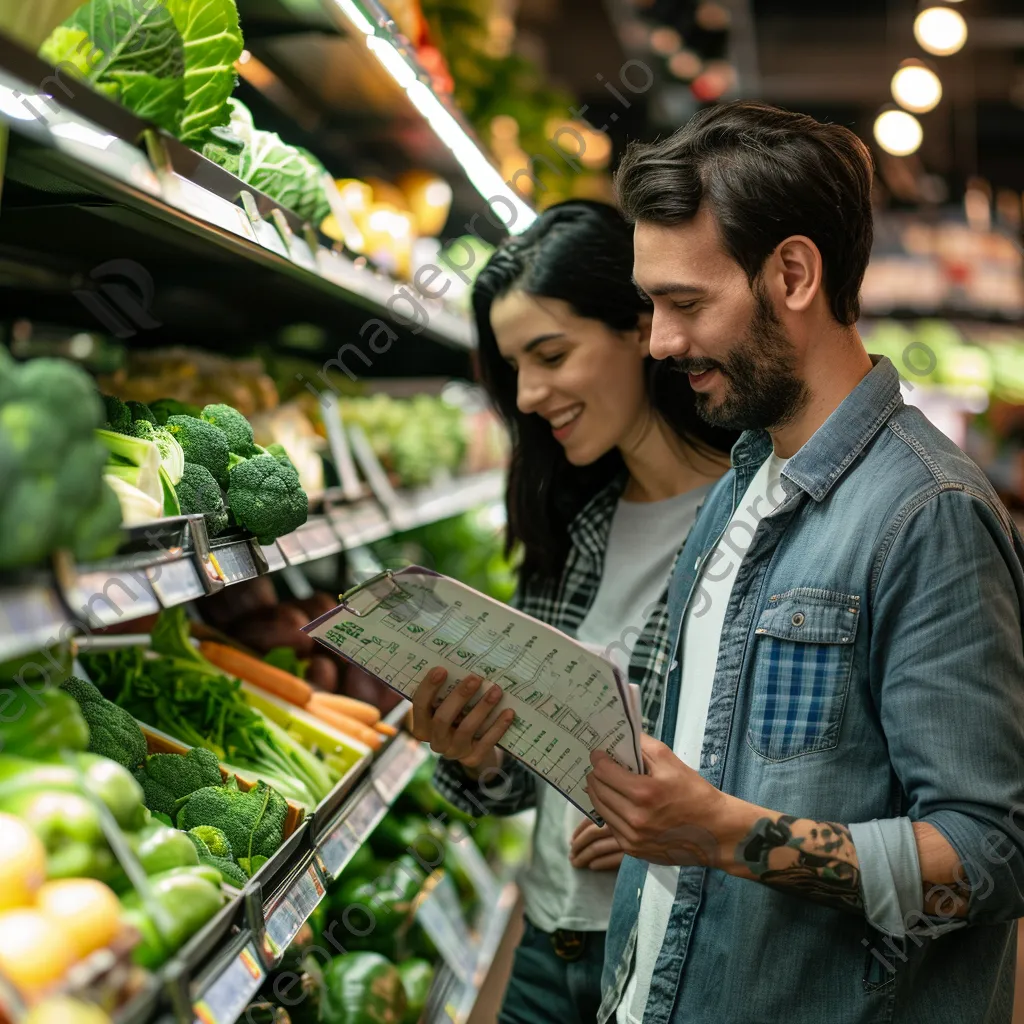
left=746, top=588, right=860, bottom=761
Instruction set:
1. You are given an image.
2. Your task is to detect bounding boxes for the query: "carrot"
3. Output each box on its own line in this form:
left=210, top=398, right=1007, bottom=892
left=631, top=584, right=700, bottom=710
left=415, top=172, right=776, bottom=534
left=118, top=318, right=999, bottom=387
left=309, top=706, right=383, bottom=750
left=307, top=691, right=380, bottom=726
left=199, top=641, right=312, bottom=707
left=374, top=721, right=398, bottom=737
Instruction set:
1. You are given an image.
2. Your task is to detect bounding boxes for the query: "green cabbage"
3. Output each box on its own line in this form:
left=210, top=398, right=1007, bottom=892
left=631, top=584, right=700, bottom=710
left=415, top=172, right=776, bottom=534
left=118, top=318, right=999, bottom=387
left=38, top=0, right=242, bottom=140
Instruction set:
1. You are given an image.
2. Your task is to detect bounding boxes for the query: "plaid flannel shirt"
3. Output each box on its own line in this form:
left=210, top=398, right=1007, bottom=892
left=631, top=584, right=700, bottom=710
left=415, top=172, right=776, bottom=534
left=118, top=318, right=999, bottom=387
left=433, top=475, right=681, bottom=818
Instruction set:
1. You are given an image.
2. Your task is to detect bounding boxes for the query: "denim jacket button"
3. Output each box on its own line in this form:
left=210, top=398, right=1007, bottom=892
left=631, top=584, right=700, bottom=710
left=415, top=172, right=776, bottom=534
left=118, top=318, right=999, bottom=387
left=791, top=611, right=805, bottom=626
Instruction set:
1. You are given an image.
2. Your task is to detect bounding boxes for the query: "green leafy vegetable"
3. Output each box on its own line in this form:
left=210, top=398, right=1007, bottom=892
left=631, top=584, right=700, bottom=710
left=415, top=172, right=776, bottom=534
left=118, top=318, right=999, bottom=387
left=166, top=0, right=243, bottom=143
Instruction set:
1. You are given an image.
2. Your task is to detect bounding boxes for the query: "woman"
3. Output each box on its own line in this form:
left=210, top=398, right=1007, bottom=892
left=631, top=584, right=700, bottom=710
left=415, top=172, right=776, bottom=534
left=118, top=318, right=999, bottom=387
left=411, top=200, right=735, bottom=1024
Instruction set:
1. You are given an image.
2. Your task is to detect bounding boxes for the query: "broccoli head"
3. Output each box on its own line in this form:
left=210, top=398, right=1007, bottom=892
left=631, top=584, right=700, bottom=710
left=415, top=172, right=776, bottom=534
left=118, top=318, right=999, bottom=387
left=133, top=747, right=224, bottom=818
left=15, top=358, right=106, bottom=438
left=188, top=825, right=233, bottom=859
left=201, top=404, right=258, bottom=457
left=176, top=778, right=287, bottom=869
left=60, top=675, right=147, bottom=771
left=165, top=415, right=230, bottom=486
left=102, top=394, right=133, bottom=434
left=127, top=400, right=156, bottom=425
left=175, top=462, right=229, bottom=536
left=132, top=421, right=185, bottom=485
left=185, top=829, right=248, bottom=888
left=227, top=453, right=308, bottom=544
left=150, top=398, right=202, bottom=425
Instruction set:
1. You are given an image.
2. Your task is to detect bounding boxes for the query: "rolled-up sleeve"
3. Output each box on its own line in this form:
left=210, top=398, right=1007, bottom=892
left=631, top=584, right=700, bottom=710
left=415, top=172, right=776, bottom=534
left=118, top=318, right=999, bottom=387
left=857, top=487, right=1024, bottom=934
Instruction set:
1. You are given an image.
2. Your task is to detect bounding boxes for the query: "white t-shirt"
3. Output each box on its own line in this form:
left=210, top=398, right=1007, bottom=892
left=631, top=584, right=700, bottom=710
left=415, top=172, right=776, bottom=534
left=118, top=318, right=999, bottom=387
left=618, top=454, right=789, bottom=1023
left=521, top=485, right=711, bottom=934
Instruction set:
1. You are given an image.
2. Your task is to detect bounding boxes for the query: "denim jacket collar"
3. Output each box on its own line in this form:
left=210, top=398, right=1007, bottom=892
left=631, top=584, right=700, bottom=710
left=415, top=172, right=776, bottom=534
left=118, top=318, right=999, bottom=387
left=731, top=355, right=903, bottom=502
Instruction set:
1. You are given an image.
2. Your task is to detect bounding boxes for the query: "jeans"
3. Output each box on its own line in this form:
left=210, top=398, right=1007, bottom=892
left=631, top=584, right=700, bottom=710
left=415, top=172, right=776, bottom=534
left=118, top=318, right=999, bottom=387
left=499, top=918, right=606, bottom=1024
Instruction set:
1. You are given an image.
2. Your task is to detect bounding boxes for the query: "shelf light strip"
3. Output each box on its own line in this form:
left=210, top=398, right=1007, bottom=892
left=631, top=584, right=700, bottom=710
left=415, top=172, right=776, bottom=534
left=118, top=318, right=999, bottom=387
left=336, top=7, right=535, bottom=233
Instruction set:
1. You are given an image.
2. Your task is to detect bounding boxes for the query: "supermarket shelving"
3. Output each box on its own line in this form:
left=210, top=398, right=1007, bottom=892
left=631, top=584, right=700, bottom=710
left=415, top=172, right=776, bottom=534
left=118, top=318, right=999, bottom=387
left=0, top=33, right=476, bottom=371
left=0, top=469, right=505, bottom=663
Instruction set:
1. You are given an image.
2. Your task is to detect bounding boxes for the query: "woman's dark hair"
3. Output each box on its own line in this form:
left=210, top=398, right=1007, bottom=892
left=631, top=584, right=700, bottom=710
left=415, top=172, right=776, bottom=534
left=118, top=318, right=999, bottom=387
left=473, top=199, right=736, bottom=585
left=615, top=100, right=874, bottom=326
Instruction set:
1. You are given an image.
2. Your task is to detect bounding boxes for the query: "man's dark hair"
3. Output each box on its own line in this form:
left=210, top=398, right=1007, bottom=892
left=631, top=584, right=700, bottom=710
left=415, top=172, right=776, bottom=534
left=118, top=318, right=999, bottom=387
left=615, top=100, right=874, bottom=325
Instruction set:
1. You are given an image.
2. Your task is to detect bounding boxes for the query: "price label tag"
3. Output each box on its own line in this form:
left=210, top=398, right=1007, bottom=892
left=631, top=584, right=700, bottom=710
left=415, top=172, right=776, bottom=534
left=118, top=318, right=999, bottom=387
left=287, top=233, right=318, bottom=272
left=318, top=820, right=361, bottom=880
left=260, top=542, right=287, bottom=573
left=415, top=874, right=477, bottom=984
left=64, top=569, right=160, bottom=628
left=146, top=558, right=205, bottom=607
left=345, top=787, right=387, bottom=842
left=0, top=585, right=66, bottom=658
left=297, top=519, right=340, bottom=561
left=329, top=500, right=389, bottom=547
left=211, top=543, right=258, bottom=585
left=275, top=531, right=308, bottom=565
left=373, top=738, right=427, bottom=804
left=446, top=833, right=500, bottom=910
left=264, top=862, right=326, bottom=959
left=193, top=942, right=264, bottom=1024
left=171, top=175, right=257, bottom=243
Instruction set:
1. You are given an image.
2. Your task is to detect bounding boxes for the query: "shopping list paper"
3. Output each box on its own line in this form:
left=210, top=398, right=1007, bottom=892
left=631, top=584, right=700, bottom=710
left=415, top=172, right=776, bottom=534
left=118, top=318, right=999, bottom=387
left=302, top=566, right=642, bottom=822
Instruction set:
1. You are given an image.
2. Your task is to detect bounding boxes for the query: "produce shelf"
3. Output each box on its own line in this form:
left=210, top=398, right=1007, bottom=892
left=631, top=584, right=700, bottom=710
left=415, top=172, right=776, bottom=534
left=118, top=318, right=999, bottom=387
left=0, top=34, right=475, bottom=368
left=0, top=471, right=505, bottom=662
left=423, top=880, right=519, bottom=1024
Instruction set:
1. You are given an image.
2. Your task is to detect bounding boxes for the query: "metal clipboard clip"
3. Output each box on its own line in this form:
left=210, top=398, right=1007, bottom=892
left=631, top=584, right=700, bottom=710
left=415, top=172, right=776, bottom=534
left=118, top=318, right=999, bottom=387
left=339, top=569, right=404, bottom=618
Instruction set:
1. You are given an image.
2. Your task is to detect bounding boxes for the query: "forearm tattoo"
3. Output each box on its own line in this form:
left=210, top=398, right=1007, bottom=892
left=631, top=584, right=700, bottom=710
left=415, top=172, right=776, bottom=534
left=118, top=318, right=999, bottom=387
left=737, top=815, right=863, bottom=913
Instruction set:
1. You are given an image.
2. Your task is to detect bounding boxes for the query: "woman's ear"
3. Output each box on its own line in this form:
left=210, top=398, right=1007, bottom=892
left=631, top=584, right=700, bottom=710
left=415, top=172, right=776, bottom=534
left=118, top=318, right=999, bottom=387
left=635, top=311, right=653, bottom=356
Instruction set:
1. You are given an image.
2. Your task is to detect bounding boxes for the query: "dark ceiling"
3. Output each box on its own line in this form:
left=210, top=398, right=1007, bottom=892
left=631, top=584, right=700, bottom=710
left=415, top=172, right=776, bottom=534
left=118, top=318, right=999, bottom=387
left=520, top=0, right=1024, bottom=195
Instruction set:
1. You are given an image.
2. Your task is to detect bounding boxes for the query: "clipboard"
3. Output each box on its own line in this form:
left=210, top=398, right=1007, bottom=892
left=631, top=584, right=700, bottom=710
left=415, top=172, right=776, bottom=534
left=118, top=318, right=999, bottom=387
left=302, top=566, right=643, bottom=823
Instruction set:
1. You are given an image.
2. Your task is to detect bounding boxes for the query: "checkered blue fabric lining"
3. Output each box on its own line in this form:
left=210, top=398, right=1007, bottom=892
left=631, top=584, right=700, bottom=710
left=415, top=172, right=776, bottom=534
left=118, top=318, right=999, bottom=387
left=434, top=476, right=680, bottom=817
left=748, top=638, right=850, bottom=760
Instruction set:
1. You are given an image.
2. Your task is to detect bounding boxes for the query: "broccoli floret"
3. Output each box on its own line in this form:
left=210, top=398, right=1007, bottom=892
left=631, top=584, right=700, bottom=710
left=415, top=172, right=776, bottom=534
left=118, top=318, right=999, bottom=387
left=102, top=394, right=133, bottom=434
left=264, top=443, right=292, bottom=467
left=150, top=398, right=202, bottom=425
left=201, top=404, right=258, bottom=457
left=127, top=400, right=156, bottom=425
left=132, top=421, right=185, bottom=485
left=133, top=747, right=223, bottom=818
left=17, top=359, right=107, bottom=438
left=60, top=675, right=147, bottom=771
left=188, top=825, right=233, bottom=859
left=165, top=415, right=230, bottom=486
left=227, top=453, right=308, bottom=544
left=185, top=831, right=248, bottom=888
left=176, top=778, right=286, bottom=869
left=175, top=462, right=229, bottom=535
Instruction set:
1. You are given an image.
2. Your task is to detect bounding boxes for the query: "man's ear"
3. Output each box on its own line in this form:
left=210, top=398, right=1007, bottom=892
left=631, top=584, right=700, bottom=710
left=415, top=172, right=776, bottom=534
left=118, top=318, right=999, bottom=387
left=635, top=310, right=653, bottom=355
left=774, top=235, right=822, bottom=313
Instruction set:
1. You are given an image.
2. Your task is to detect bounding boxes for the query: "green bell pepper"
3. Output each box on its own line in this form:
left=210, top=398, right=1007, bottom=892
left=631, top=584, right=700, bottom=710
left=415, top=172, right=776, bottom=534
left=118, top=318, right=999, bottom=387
left=121, top=866, right=226, bottom=966
left=129, top=821, right=200, bottom=875
left=321, top=952, right=408, bottom=1024
left=397, top=959, right=434, bottom=1024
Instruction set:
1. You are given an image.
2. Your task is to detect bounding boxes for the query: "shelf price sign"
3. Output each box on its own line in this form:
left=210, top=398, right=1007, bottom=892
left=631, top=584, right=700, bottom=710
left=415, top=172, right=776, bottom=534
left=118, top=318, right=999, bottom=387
left=193, top=941, right=264, bottom=1024
left=264, top=862, right=327, bottom=961
left=275, top=530, right=308, bottom=565
left=318, top=818, right=362, bottom=880
left=414, top=873, right=478, bottom=985
left=146, top=557, right=205, bottom=607
left=344, top=786, right=388, bottom=845
left=373, top=737, right=428, bottom=804
left=211, top=542, right=258, bottom=585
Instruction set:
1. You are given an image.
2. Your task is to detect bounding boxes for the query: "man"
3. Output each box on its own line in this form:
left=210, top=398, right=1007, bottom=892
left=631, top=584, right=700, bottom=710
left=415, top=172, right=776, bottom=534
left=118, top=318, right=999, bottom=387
left=584, top=101, right=1024, bottom=1024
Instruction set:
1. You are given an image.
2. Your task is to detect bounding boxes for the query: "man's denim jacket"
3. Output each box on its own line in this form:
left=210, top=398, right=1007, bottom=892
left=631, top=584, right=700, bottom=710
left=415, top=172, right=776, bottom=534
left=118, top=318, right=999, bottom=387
left=600, top=357, right=1024, bottom=1024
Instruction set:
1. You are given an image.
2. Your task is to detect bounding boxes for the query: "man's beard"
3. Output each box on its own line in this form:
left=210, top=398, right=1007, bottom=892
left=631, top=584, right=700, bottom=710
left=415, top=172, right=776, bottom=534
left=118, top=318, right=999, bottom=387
left=674, top=283, right=808, bottom=432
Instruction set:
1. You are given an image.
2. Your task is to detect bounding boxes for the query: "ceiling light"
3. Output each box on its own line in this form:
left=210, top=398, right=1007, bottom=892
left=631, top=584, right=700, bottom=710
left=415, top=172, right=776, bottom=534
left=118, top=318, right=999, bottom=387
left=891, top=62, right=942, bottom=113
left=914, top=7, right=967, bottom=56
left=649, top=27, right=682, bottom=55
left=668, top=50, right=702, bottom=80
left=873, top=109, right=923, bottom=156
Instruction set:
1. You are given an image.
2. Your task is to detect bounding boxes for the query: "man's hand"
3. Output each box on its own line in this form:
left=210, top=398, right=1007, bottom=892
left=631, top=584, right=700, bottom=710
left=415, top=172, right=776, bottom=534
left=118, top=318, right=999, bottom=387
left=409, top=667, right=514, bottom=778
left=569, top=820, right=625, bottom=871
left=585, top=734, right=728, bottom=866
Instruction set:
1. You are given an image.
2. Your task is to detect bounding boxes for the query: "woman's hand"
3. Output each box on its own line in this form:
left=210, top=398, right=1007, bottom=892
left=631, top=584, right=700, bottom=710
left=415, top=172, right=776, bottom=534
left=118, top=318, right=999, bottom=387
left=410, top=667, right=514, bottom=778
left=569, top=820, right=626, bottom=871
